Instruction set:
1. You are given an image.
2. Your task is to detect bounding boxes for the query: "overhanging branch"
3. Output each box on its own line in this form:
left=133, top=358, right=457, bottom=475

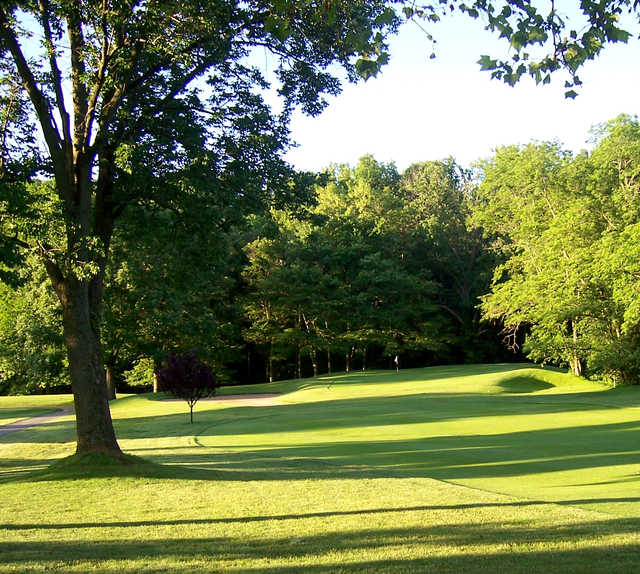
left=0, top=8, right=63, bottom=164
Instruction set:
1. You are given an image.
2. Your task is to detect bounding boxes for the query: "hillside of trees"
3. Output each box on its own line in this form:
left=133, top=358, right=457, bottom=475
left=2, top=114, right=639, bottom=394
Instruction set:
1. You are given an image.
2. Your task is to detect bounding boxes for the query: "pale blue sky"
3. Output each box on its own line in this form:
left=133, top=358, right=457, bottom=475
left=284, top=12, right=640, bottom=173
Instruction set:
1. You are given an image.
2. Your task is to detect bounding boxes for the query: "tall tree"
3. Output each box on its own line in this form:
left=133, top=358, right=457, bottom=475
left=475, top=116, right=640, bottom=383
left=399, top=160, right=496, bottom=361
left=0, top=1, right=400, bottom=455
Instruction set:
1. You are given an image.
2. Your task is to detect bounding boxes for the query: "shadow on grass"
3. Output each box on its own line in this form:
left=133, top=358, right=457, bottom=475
left=219, top=363, right=538, bottom=395
left=4, top=498, right=640, bottom=531
left=2, top=366, right=638, bottom=491
left=133, top=418, right=640, bottom=482
left=496, top=376, right=554, bottom=393
left=4, top=386, right=634, bottom=448
left=6, top=416, right=638, bottom=492
left=1, top=383, right=640, bottom=489
left=0, top=515, right=638, bottom=573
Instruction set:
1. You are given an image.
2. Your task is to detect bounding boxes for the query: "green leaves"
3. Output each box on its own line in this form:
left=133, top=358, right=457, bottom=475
left=355, top=44, right=390, bottom=80
left=478, top=55, right=498, bottom=71
left=239, top=154, right=497, bottom=380
left=476, top=116, right=640, bottom=381
left=457, top=0, right=637, bottom=94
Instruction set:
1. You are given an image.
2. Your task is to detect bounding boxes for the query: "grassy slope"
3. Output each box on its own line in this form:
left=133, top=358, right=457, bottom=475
left=0, top=363, right=638, bottom=573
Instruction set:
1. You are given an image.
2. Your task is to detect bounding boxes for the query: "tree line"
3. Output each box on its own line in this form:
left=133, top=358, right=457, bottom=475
left=477, top=115, right=640, bottom=384
left=3, top=115, right=640, bottom=393
left=0, top=154, right=505, bottom=393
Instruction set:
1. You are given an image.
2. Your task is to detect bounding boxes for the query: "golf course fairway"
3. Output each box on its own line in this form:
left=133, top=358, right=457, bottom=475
left=0, top=363, right=638, bottom=573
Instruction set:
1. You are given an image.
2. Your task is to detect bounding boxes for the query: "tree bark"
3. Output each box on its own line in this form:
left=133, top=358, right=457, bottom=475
left=346, top=346, right=355, bottom=373
left=105, top=363, right=116, bottom=400
left=310, top=346, right=318, bottom=378
left=570, top=355, right=583, bottom=377
left=570, top=320, right=583, bottom=377
left=268, top=339, right=274, bottom=383
left=59, top=279, right=121, bottom=455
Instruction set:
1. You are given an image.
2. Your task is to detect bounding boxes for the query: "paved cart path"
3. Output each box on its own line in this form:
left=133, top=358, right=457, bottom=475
left=0, top=394, right=283, bottom=438
left=0, top=408, right=74, bottom=437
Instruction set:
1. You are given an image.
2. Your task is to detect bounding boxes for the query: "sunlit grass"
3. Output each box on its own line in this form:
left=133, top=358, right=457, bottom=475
left=0, top=363, right=638, bottom=573
left=0, top=394, right=74, bottom=409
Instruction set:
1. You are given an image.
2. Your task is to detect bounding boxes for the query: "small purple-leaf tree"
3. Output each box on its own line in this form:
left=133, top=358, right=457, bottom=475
left=157, top=353, right=218, bottom=424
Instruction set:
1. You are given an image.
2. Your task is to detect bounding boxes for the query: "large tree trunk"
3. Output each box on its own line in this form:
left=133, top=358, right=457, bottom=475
left=59, top=279, right=121, bottom=455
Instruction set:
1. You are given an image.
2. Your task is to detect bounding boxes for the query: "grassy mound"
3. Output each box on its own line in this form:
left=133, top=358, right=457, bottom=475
left=495, top=375, right=554, bottom=393
left=38, top=451, right=160, bottom=480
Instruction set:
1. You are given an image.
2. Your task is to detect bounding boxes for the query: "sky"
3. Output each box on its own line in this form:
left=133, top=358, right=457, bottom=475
left=281, top=11, right=640, bottom=173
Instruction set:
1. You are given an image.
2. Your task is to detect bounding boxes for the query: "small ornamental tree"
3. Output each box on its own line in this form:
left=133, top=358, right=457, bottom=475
left=157, top=353, right=218, bottom=424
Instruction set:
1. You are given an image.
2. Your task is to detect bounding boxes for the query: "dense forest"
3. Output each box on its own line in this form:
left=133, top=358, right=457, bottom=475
left=2, top=114, right=639, bottom=394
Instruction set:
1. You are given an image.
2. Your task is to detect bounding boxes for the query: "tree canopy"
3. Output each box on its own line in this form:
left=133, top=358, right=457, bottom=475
left=476, top=114, right=640, bottom=383
left=0, top=0, right=402, bottom=454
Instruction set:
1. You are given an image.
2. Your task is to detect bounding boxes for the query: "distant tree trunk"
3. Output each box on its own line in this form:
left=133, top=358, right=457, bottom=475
left=362, top=346, right=367, bottom=371
left=310, top=346, right=318, bottom=378
left=325, top=322, right=332, bottom=375
left=346, top=345, right=355, bottom=373
left=268, top=339, right=274, bottom=383
left=105, top=363, right=116, bottom=400
left=570, top=321, right=583, bottom=377
left=153, top=357, right=161, bottom=393
left=570, top=354, right=583, bottom=377
left=296, top=344, right=302, bottom=379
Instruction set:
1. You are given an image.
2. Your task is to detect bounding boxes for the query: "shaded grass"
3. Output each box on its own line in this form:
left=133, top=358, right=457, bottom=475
left=0, top=475, right=638, bottom=573
left=0, top=364, right=638, bottom=573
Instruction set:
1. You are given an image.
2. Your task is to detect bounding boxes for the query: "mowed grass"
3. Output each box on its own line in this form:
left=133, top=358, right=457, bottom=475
left=0, top=363, right=639, bottom=573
